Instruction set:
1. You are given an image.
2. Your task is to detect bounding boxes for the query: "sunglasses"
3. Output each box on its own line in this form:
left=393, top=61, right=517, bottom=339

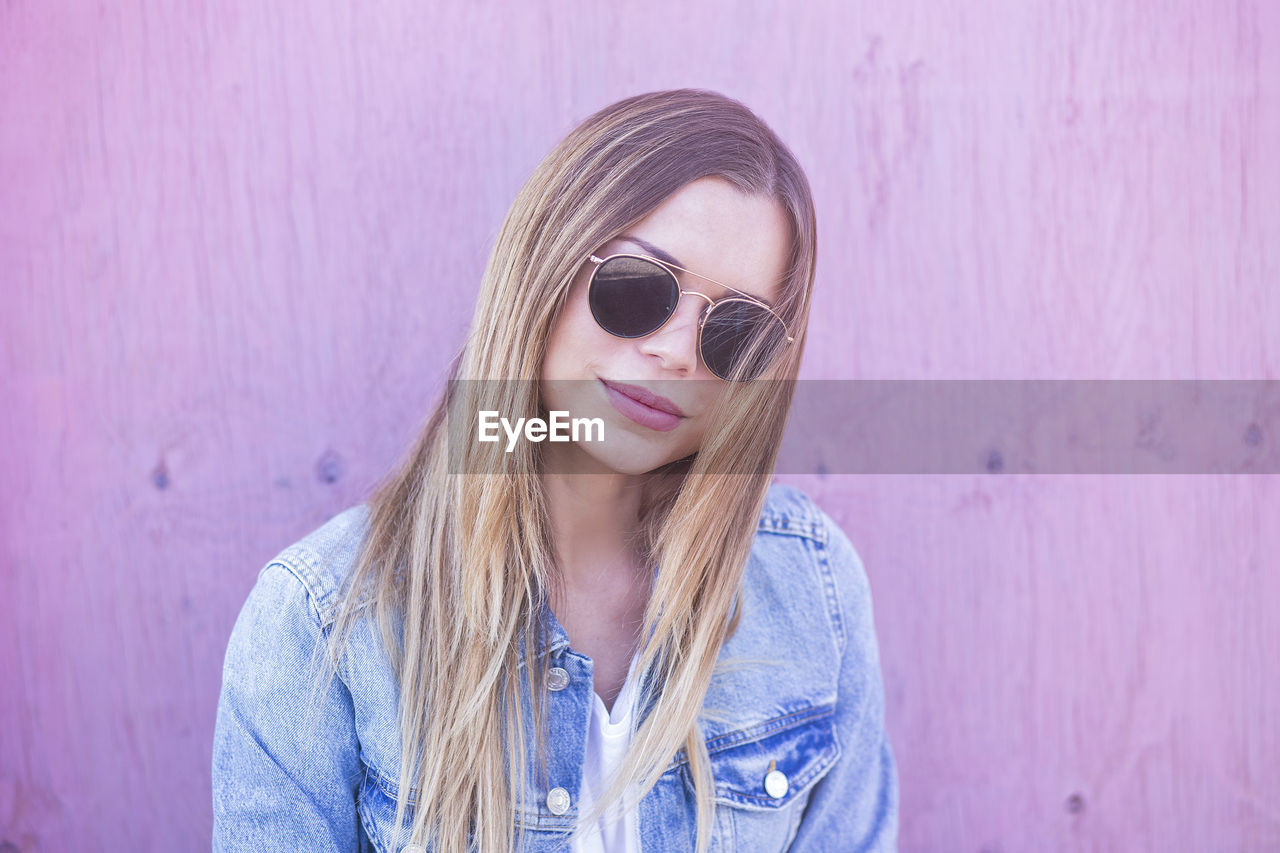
left=587, top=252, right=794, bottom=381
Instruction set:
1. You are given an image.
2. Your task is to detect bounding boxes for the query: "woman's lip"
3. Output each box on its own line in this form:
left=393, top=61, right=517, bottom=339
left=600, top=379, right=685, bottom=432
left=600, top=379, right=686, bottom=416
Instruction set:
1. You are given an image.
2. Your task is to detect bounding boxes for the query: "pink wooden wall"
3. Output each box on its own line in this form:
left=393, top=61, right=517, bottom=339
left=3, top=1, right=1277, bottom=849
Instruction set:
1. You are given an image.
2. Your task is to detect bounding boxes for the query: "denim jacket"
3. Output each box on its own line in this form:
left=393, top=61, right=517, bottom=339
left=212, top=484, right=898, bottom=852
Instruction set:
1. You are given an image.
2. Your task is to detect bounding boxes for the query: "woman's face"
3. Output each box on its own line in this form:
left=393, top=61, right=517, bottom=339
left=540, top=176, right=791, bottom=476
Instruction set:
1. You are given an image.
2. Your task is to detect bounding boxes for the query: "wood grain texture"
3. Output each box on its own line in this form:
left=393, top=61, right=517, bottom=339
left=1, top=0, right=1276, bottom=849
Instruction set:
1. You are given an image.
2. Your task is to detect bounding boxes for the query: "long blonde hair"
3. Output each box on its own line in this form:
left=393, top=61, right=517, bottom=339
left=310, top=88, right=818, bottom=852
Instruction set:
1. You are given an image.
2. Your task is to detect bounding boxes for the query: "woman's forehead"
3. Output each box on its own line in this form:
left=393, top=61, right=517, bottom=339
left=602, top=181, right=790, bottom=304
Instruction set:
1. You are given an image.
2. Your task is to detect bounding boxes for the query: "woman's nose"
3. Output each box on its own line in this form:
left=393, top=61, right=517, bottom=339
left=636, top=293, right=706, bottom=375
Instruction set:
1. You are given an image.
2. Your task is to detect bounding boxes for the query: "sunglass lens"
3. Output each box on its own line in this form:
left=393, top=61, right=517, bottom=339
left=589, top=256, right=679, bottom=338
left=700, top=299, right=788, bottom=381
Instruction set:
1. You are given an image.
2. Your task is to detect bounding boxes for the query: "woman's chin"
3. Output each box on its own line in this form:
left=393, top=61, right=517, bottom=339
left=544, top=441, right=691, bottom=477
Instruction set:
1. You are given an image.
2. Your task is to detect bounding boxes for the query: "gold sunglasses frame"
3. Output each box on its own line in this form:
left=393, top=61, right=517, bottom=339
left=586, top=252, right=794, bottom=380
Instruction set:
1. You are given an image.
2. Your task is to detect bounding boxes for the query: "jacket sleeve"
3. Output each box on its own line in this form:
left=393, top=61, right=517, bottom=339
left=790, top=512, right=900, bottom=852
left=212, top=560, right=365, bottom=852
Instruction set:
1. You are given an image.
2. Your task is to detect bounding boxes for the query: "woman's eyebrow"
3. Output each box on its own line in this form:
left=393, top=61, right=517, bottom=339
left=618, top=234, right=683, bottom=269
left=616, top=233, right=782, bottom=305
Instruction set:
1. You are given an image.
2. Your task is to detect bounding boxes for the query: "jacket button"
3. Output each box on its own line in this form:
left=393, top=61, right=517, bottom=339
left=764, top=768, right=789, bottom=799
left=547, top=786, right=571, bottom=815
left=547, top=667, right=570, bottom=691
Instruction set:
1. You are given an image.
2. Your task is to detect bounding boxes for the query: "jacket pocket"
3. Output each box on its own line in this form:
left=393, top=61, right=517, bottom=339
left=704, top=705, right=841, bottom=852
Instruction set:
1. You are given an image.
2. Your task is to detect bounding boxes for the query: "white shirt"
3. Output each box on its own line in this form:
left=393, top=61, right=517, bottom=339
left=572, top=649, right=642, bottom=853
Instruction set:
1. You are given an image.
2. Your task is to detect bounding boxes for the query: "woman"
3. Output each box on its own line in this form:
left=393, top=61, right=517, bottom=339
left=213, top=89, right=898, bottom=853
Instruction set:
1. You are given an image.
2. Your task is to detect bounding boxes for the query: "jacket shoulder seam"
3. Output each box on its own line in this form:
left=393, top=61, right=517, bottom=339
left=811, top=530, right=848, bottom=656
left=756, top=515, right=829, bottom=543
left=764, top=487, right=850, bottom=656
left=756, top=485, right=828, bottom=543
left=264, top=546, right=345, bottom=628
